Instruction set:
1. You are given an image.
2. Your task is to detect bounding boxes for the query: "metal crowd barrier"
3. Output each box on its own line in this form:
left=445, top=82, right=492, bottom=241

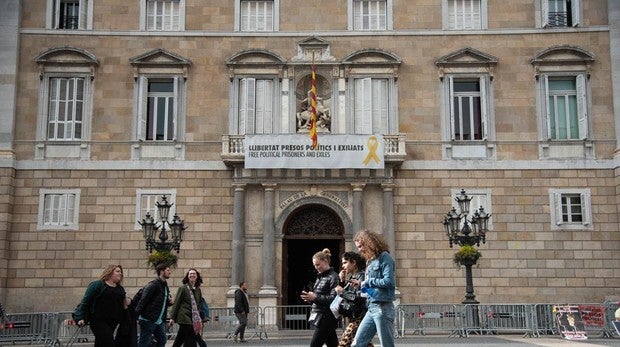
left=0, top=312, right=55, bottom=345
left=205, top=306, right=266, bottom=340
left=0, top=302, right=618, bottom=345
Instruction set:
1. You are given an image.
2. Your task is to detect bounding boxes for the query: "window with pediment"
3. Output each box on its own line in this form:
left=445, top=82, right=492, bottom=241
left=130, top=49, right=190, bottom=159
left=226, top=50, right=285, bottom=135
left=35, top=47, right=98, bottom=160
left=531, top=45, right=595, bottom=159
left=46, top=0, right=93, bottom=30
left=436, top=47, right=497, bottom=159
left=343, top=49, right=401, bottom=135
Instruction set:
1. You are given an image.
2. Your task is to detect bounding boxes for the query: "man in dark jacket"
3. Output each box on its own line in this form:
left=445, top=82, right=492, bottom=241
left=232, top=282, right=250, bottom=343
left=136, top=263, right=173, bottom=347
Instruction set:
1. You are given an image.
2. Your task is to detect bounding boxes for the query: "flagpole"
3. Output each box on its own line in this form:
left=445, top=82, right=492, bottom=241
left=309, top=51, right=318, bottom=150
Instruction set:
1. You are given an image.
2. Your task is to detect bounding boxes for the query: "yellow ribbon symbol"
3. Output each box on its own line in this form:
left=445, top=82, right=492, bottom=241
left=362, top=135, right=381, bottom=165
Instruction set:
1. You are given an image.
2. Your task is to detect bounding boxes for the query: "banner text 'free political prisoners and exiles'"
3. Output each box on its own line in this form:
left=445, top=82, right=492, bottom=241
left=244, top=134, right=384, bottom=169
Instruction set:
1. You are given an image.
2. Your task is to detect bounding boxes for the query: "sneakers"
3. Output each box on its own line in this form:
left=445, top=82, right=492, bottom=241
left=239, top=339, right=248, bottom=343
left=233, top=334, right=238, bottom=343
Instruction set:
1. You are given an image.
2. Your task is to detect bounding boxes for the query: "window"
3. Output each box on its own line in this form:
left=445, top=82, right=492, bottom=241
left=35, top=47, right=97, bottom=159
left=544, top=76, right=587, bottom=140
left=352, top=78, right=391, bottom=134
left=353, top=0, right=387, bottom=30
left=47, top=77, right=85, bottom=140
left=142, top=0, right=185, bottom=31
left=240, top=1, right=274, bottom=31
left=38, top=189, right=80, bottom=230
left=136, top=189, right=176, bottom=230
left=238, top=78, right=275, bottom=134
left=443, top=0, right=487, bottom=30
left=137, top=77, right=185, bottom=141
left=549, top=189, right=591, bottom=230
left=47, top=0, right=92, bottom=30
left=451, top=188, right=493, bottom=230
left=444, top=76, right=491, bottom=141
left=542, top=0, right=580, bottom=28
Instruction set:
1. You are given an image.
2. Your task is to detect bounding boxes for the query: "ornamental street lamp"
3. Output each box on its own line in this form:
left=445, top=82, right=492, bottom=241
left=442, top=189, right=491, bottom=304
left=139, top=195, right=187, bottom=253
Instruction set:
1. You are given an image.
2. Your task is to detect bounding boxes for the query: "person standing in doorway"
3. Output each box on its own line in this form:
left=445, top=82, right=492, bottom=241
left=300, top=248, right=340, bottom=347
left=135, top=263, right=174, bottom=347
left=233, top=282, right=250, bottom=343
left=352, top=230, right=395, bottom=347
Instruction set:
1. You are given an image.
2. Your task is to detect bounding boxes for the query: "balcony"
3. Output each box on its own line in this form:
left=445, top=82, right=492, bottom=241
left=221, top=134, right=407, bottom=167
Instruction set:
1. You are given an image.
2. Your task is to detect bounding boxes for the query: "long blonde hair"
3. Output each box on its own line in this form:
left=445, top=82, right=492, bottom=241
left=99, top=264, right=123, bottom=283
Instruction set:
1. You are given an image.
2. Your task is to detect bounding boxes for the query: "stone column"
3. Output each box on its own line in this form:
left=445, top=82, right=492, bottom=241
left=382, top=183, right=400, bottom=304
left=610, top=0, right=620, bottom=153
left=228, top=183, right=246, bottom=299
left=259, top=184, right=278, bottom=327
left=351, top=183, right=365, bottom=248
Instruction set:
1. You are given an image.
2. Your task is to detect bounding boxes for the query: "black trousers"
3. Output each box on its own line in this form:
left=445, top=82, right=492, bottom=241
left=310, top=313, right=338, bottom=347
left=89, top=319, right=117, bottom=347
left=172, top=324, right=198, bottom=347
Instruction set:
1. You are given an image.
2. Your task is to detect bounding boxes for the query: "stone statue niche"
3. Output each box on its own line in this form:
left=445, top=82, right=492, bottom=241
left=295, top=72, right=332, bottom=133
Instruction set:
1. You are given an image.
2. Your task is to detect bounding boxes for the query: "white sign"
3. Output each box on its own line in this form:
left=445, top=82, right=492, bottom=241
left=244, top=134, right=384, bottom=169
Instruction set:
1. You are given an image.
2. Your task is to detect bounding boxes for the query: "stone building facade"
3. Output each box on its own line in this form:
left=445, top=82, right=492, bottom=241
left=0, top=0, right=618, bottom=312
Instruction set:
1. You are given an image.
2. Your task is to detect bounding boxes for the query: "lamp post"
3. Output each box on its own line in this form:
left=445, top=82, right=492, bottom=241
left=139, top=195, right=187, bottom=253
left=442, top=189, right=491, bottom=304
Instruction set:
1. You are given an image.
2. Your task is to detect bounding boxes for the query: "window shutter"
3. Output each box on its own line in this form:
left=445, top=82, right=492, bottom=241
left=360, top=78, right=372, bottom=134
left=553, top=192, right=563, bottom=225
left=255, top=80, right=265, bottom=134
left=448, top=76, right=456, bottom=140
left=543, top=75, right=552, bottom=140
left=172, top=76, right=179, bottom=140
left=53, top=0, right=61, bottom=29
left=262, top=80, right=274, bottom=133
left=238, top=79, right=249, bottom=134
left=480, top=76, right=488, bottom=140
left=137, top=76, right=148, bottom=141
left=580, top=190, right=591, bottom=225
left=576, top=74, right=588, bottom=140
left=571, top=0, right=580, bottom=27
left=79, top=0, right=88, bottom=29
left=541, top=0, right=549, bottom=27
left=372, top=79, right=388, bottom=133
left=241, top=78, right=256, bottom=134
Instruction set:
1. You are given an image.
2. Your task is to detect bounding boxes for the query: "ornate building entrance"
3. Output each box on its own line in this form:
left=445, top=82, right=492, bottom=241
left=282, top=203, right=344, bottom=305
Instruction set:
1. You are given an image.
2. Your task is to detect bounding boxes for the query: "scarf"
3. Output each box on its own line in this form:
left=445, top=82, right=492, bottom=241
left=186, top=284, right=203, bottom=334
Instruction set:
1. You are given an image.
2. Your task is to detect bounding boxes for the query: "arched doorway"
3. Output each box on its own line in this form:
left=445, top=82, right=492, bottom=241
left=282, top=203, right=344, bottom=306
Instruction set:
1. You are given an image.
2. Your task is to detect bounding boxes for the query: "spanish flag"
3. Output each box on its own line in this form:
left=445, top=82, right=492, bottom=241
left=309, top=63, right=318, bottom=150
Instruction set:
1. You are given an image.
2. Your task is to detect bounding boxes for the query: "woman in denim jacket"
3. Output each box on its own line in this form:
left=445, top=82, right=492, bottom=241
left=352, top=230, right=395, bottom=347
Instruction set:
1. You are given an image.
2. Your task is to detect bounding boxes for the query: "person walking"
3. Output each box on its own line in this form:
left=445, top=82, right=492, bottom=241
left=170, top=268, right=206, bottom=347
left=351, top=230, right=396, bottom=347
left=135, top=263, right=174, bottom=347
left=74, top=264, right=131, bottom=347
left=232, top=282, right=250, bottom=343
left=300, top=248, right=340, bottom=347
left=336, top=252, right=367, bottom=347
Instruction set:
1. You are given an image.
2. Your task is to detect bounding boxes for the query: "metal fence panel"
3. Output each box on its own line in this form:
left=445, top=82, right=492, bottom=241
left=205, top=306, right=265, bottom=340
left=397, top=304, right=465, bottom=337
left=0, top=312, right=54, bottom=345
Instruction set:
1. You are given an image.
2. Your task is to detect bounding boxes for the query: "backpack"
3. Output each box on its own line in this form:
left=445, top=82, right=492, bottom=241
left=129, top=287, right=144, bottom=312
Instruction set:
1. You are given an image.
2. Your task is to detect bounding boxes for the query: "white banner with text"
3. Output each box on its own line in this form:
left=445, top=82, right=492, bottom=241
left=244, top=134, right=384, bottom=169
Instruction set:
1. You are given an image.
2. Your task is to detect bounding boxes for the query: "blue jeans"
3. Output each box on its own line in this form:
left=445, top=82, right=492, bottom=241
left=138, top=319, right=166, bottom=347
left=352, top=301, right=395, bottom=347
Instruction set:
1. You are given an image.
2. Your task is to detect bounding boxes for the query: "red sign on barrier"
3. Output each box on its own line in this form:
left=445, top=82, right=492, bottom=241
left=578, top=305, right=605, bottom=327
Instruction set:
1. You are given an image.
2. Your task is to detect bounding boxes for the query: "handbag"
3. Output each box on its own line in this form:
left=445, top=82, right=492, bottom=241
left=337, top=291, right=366, bottom=318
left=330, top=295, right=344, bottom=318
left=199, top=297, right=210, bottom=322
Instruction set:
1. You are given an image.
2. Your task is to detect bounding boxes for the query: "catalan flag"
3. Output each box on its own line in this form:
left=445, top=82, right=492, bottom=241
left=309, top=62, right=318, bottom=150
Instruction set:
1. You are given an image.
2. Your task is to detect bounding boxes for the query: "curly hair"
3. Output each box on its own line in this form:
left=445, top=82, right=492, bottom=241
left=353, top=229, right=390, bottom=260
left=342, top=251, right=366, bottom=271
left=99, top=264, right=123, bottom=283
left=181, top=268, right=203, bottom=286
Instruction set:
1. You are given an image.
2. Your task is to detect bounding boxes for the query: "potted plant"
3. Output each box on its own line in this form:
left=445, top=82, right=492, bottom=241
left=453, top=244, right=482, bottom=266
left=147, top=250, right=178, bottom=269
